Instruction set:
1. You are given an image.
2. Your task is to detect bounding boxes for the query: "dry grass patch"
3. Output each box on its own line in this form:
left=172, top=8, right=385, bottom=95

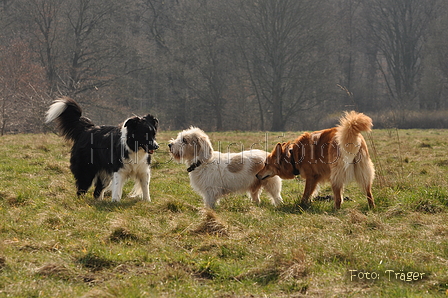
left=35, top=263, right=74, bottom=281
left=348, top=209, right=368, bottom=224
left=237, top=248, right=311, bottom=294
left=108, top=227, right=140, bottom=243
left=191, top=209, right=229, bottom=237
left=156, top=198, right=199, bottom=213
left=35, top=262, right=100, bottom=285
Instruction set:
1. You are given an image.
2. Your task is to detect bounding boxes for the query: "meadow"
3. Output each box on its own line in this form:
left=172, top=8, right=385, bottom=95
left=0, top=129, right=447, bottom=297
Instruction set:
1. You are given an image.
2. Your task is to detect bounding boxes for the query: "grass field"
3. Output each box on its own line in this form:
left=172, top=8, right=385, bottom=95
left=0, top=129, right=447, bottom=297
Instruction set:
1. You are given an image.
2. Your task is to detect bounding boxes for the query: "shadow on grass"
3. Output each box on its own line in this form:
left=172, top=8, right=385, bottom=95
left=271, top=196, right=367, bottom=215
left=271, top=200, right=335, bottom=215
left=76, top=251, right=116, bottom=272
left=87, top=197, right=140, bottom=212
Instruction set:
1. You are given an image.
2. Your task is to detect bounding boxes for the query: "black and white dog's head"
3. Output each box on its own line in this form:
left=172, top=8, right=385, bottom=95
left=121, top=114, right=159, bottom=154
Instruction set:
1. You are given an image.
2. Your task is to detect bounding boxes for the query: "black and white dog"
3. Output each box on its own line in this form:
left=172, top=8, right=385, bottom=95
left=46, top=97, right=159, bottom=201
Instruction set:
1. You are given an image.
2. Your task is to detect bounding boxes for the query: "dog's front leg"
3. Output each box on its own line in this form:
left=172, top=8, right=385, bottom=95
left=112, top=172, right=125, bottom=202
left=203, top=191, right=218, bottom=209
left=301, top=177, right=318, bottom=206
left=140, top=171, right=151, bottom=201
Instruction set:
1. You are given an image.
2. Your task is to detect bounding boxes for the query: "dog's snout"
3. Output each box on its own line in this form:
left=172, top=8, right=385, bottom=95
left=168, top=143, right=172, bottom=149
left=256, top=173, right=269, bottom=180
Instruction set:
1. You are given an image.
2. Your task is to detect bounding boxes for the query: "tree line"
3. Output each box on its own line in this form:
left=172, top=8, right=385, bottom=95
left=1, top=0, right=447, bottom=134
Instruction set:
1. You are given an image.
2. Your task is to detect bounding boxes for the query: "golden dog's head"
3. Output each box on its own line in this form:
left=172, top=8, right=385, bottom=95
left=256, top=142, right=297, bottom=180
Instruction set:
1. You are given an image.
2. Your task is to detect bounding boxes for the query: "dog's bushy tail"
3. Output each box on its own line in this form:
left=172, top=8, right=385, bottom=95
left=336, top=111, right=372, bottom=155
left=46, top=97, right=94, bottom=141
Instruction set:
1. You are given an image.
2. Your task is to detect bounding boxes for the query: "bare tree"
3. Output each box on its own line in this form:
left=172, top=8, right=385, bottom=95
left=140, top=0, right=191, bottom=129
left=419, top=1, right=448, bottom=110
left=334, top=0, right=363, bottom=106
left=0, top=41, right=48, bottom=134
left=363, top=0, right=437, bottom=111
left=2, top=0, right=448, bottom=133
left=141, top=0, right=237, bottom=130
left=61, top=0, right=127, bottom=96
left=234, top=0, right=333, bottom=131
left=15, top=0, right=62, bottom=95
left=181, top=1, right=235, bottom=130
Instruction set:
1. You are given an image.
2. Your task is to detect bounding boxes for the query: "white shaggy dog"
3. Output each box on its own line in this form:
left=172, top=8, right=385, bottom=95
left=168, top=127, right=283, bottom=209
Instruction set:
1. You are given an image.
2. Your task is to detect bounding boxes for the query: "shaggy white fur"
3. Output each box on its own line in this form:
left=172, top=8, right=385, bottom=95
left=169, top=127, right=283, bottom=209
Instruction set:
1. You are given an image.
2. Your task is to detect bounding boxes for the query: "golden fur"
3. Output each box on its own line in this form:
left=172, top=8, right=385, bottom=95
left=256, top=111, right=375, bottom=209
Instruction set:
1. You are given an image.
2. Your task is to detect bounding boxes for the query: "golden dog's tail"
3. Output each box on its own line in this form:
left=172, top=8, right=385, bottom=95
left=336, top=111, right=372, bottom=156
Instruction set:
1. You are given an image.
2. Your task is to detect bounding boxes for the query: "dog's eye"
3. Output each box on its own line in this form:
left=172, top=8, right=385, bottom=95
left=182, top=138, right=187, bottom=144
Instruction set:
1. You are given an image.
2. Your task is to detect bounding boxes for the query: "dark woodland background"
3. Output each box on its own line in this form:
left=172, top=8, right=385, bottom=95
left=1, top=0, right=448, bottom=134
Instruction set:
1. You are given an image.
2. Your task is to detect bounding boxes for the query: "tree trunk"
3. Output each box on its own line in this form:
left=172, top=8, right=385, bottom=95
left=270, top=92, right=284, bottom=131
left=214, top=101, right=223, bottom=131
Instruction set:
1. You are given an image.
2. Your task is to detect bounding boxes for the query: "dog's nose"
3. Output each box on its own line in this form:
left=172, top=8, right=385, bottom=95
left=168, top=143, right=172, bottom=149
left=256, top=173, right=268, bottom=180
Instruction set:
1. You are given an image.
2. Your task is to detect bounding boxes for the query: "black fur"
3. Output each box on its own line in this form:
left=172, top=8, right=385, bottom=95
left=46, top=97, right=159, bottom=200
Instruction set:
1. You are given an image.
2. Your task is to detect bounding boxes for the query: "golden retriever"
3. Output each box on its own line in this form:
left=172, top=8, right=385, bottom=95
left=256, top=111, right=375, bottom=209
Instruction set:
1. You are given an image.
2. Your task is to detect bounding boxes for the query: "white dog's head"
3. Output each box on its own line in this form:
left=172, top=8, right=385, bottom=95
left=168, top=127, right=213, bottom=164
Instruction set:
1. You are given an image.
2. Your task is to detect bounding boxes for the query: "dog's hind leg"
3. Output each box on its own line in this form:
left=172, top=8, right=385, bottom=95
left=354, top=159, right=375, bottom=209
left=263, top=176, right=283, bottom=205
left=93, top=178, right=104, bottom=200
left=365, top=184, right=375, bottom=209
left=356, top=178, right=375, bottom=209
left=331, top=183, right=344, bottom=209
left=75, top=172, right=95, bottom=197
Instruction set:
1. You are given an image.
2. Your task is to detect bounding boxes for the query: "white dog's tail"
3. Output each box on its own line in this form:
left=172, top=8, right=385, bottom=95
left=335, top=111, right=372, bottom=156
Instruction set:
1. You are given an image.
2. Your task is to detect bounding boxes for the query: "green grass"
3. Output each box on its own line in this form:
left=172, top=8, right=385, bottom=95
left=0, top=129, right=447, bottom=297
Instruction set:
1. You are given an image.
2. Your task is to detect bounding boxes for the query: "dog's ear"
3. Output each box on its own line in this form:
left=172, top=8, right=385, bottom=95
left=286, top=140, right=296, bottom=158
left=196, top=134, right=213, bottom=162
left=124, top=117, right=139, bottom=129
left=289, top=142, right=304, bottom=164
left=143, top=114, right=158, bottom=129
left=274, top=143, right=283, bottom=164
